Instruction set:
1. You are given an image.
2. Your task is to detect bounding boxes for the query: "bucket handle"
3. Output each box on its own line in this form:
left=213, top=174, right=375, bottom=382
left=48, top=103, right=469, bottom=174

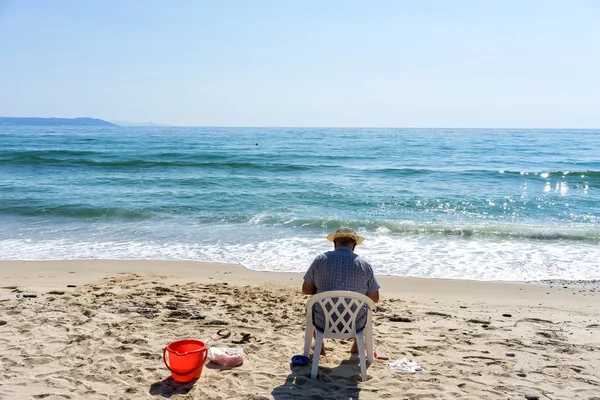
left=163, top=347, right=208, bottom=377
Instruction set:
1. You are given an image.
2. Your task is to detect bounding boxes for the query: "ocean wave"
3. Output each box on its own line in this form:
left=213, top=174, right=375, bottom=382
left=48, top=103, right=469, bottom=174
left=4, top=150, right=600, bottom=180
left=1, top=201, right=597, bottom=241
left=0, top=153, right=313, bottom=171
left=1, top=204, right=151, bottom=219
left=254, top=218, right=600, bottom=241
left=194, top=214, right=600, bottom=242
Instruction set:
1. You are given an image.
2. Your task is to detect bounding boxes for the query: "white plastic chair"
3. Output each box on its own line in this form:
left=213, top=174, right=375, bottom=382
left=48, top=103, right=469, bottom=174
left=303, top=291, right=375, bottom=381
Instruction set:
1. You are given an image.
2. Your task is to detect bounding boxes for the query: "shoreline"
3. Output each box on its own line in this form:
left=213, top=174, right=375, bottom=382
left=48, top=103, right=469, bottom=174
left=2, top=258, right=599, bottom=284
left=1, top=259, right=597, bottom=307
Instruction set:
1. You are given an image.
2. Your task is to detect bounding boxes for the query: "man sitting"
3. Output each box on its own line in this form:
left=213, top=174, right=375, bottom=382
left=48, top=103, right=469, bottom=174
left=302, top=227, right=380, bottom=355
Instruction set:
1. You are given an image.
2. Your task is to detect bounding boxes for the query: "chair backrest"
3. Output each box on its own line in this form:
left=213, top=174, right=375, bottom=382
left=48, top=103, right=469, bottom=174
left=306, top=291, right=376, bottom=339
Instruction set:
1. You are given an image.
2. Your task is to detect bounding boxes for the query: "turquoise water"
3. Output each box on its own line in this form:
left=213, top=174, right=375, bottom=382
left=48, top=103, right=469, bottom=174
left=1, top=127, right=599, bottom=281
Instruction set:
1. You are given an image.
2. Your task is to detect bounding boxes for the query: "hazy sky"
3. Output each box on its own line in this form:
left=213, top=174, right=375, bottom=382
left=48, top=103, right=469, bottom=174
left=1, top=0, right=599, bottom=128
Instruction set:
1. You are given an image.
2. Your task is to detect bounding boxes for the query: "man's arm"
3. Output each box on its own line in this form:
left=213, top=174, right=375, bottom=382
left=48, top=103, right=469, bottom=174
left=364, top=260, right=380, bottom=303
left=366, top=290, right=379, bottom=303
left=302, top=280, right=317, bottom=295
left=302, top=255, right=321, bottom=295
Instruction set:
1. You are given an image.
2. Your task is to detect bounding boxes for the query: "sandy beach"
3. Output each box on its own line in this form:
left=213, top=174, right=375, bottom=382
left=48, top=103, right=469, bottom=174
left=0, top=260, right=599, bottom=400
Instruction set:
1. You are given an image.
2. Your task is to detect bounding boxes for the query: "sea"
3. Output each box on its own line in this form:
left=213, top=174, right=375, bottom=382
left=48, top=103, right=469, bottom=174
left=1, top=127, right=599, bottom=282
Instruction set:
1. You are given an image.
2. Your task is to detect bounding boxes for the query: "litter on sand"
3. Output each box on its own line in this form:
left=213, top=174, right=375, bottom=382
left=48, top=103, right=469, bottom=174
left=388, top=358, right=422, bottom=372
left=209, top=347, right=244, bottom=367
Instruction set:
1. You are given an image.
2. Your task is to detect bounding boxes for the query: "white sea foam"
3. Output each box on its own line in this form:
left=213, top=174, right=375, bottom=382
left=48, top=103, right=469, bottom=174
left=1, top=231, right=599, bottom=282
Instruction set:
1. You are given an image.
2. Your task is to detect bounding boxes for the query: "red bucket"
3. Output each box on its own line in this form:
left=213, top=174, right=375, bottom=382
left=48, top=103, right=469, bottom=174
left=163, top=339, right=208, bottom=382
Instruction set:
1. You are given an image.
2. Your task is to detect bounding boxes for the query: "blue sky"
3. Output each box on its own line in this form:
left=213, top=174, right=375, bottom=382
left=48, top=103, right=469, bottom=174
left=0, top=0, right=598, bottom=128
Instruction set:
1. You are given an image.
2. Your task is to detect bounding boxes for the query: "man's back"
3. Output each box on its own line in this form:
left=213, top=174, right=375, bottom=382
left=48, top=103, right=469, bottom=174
left=303, top=245, right=380, bottom=331
left=305, top=246, right=377, bottom=295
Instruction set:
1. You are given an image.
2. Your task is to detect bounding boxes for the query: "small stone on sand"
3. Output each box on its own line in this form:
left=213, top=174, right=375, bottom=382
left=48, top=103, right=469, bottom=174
left=389, top=315, right=413, bottom=322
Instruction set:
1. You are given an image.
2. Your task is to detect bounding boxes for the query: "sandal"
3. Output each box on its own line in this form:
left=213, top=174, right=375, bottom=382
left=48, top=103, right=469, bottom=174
left=210, top=328, right=231, bottom=341
left=232, top=333, right=261, bottom=344
left=217, top=329, right=231, bottom=338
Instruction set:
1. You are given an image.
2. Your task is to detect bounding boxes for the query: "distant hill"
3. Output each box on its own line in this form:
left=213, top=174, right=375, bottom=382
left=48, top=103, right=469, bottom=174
left=0, top=117, right=116, bottom=127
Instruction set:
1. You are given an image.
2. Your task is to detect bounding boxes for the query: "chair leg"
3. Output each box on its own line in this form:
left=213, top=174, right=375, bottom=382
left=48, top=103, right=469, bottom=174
left=311, top=331, right=324, bottom=380
left=356, top=332, right=367, bottom=382
left=303, top=326, right=313, bottom=357
left=366, top=324, right=374, bottom=363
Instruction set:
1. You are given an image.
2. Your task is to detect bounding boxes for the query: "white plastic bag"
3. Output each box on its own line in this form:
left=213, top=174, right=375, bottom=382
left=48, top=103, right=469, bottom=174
left=209, top=347, right=244, bottom=367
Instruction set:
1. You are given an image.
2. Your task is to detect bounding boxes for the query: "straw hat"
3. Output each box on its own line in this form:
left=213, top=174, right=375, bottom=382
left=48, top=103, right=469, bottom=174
left=326, top=227, right=364, bottom=245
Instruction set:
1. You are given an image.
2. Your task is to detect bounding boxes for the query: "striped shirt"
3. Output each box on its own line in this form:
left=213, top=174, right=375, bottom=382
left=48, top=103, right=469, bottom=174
left=303, top=245, right=380, bottom=331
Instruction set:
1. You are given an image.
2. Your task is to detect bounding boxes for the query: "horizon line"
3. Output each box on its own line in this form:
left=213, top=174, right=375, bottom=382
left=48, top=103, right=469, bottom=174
left=152, top=124, right=600, bottom=130
left=2, top=116, right=599, bottom=130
